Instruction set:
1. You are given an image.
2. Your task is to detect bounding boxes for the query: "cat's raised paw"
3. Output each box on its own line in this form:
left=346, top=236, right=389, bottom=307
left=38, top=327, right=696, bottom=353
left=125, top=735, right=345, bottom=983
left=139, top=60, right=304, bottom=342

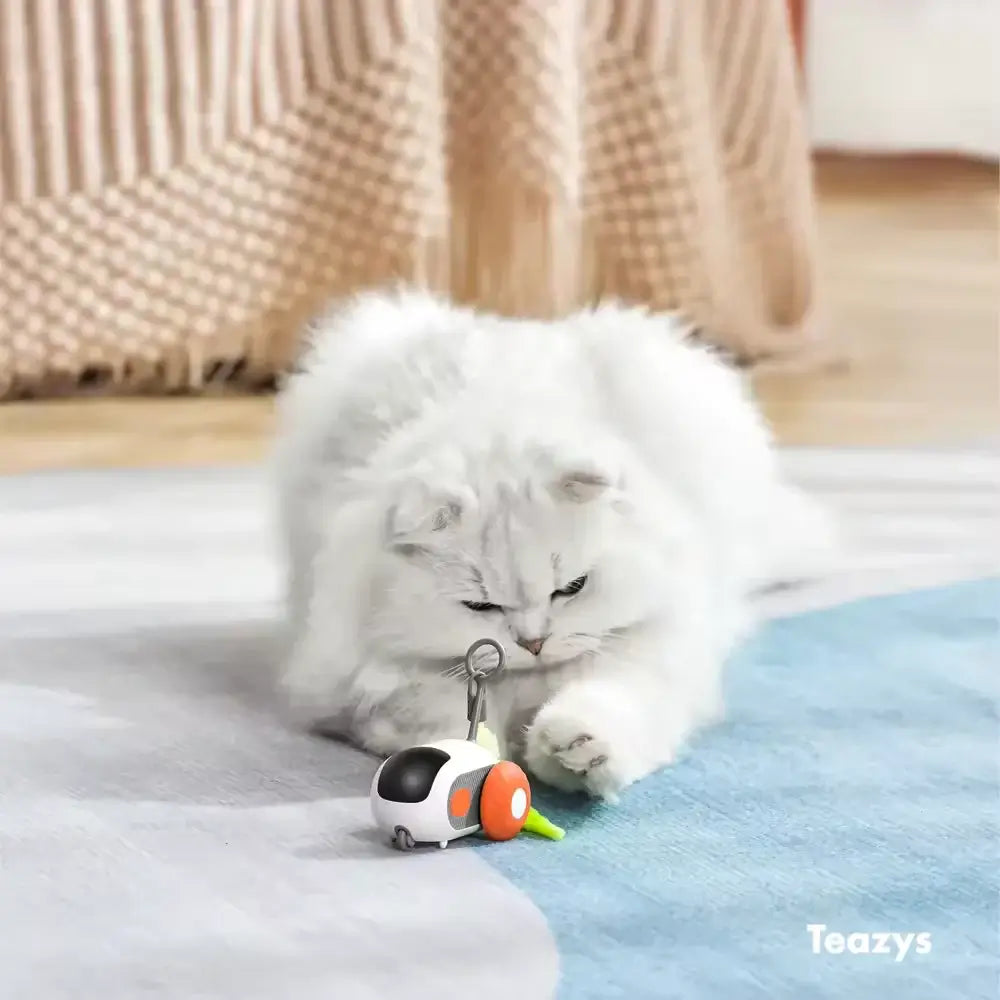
left=523, top=713, right=625, bottom=802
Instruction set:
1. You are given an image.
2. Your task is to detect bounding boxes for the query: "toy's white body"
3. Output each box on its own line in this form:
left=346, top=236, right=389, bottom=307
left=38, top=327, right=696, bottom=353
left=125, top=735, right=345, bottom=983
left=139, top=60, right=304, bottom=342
left=370, top=738, right=498, bottom=849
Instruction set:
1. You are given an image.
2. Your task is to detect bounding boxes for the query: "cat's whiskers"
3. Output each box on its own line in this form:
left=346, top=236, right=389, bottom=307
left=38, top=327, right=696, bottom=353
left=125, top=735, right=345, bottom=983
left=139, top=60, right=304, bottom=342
left=438, top=659, right=468, bottom=680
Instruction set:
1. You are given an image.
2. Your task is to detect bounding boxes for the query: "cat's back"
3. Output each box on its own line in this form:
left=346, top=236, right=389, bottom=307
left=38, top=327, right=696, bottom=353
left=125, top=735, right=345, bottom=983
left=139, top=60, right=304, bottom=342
left=563, top=303, right=779, bottom=515
left=275, top=291, right=753, bottom=483
left=274, top=290, right=480, bottom=473
left=276, top=290, right=601, bottom=468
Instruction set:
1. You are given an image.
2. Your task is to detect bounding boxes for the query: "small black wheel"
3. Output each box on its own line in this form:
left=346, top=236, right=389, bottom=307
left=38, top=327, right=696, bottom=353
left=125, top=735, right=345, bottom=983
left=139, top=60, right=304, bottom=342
left=392, top=825, right=415, bottom=851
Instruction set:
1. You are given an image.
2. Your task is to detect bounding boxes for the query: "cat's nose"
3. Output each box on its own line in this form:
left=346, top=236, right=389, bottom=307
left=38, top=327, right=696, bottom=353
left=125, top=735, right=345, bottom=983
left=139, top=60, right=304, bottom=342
left=516, top=636, right=546, bottom=656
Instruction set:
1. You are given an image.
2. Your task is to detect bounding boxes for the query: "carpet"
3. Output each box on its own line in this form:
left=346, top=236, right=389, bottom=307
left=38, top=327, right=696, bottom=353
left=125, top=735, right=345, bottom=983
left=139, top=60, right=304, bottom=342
left=0, top=447, right=997, bottom=999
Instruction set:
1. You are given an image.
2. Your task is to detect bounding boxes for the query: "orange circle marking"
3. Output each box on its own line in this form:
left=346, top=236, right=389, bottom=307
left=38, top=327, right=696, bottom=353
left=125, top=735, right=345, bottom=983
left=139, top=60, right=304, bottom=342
left=448, top=787, right=472, bottom=818
left=479, top=761, right=532, bottom=841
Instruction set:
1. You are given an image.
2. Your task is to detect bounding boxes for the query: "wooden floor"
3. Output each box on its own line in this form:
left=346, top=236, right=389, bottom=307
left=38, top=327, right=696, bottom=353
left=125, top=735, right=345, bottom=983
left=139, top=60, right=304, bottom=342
left=754, top=155, right=998, bottom=446
left=1, top=155, right=997, bottom=474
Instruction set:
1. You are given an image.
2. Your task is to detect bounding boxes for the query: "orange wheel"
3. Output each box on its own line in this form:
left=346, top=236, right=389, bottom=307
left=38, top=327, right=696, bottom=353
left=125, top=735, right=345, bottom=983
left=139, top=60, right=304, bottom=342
left=479, top=761, right=531, bottom=841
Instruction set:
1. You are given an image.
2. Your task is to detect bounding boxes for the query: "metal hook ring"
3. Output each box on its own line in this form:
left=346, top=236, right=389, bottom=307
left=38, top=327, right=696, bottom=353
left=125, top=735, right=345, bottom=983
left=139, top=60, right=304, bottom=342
left=463, top=638, right=506, bottom=680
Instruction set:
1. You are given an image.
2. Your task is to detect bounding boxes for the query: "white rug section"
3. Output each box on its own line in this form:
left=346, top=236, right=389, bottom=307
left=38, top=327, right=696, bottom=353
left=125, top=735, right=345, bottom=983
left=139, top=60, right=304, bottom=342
left=762, top=446, right=1000, bottom=617
left=1, top=447, right=996, bottom=621
left=0, top=446, right=996, bottom=999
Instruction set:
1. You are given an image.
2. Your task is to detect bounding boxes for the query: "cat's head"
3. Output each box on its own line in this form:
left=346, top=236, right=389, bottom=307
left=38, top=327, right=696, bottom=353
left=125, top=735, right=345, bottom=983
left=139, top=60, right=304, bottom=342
left=367, top=439, right=681, bottom=672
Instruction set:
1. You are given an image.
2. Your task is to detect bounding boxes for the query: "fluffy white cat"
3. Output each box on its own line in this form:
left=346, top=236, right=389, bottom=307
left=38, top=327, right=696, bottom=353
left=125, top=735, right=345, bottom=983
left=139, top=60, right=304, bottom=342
left=272, top=290, right=834, bottom=800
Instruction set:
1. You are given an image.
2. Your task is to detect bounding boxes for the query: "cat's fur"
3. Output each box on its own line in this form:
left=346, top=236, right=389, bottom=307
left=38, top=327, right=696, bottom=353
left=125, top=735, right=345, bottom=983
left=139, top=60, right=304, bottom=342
left=272, top=290, right=835, bottom=799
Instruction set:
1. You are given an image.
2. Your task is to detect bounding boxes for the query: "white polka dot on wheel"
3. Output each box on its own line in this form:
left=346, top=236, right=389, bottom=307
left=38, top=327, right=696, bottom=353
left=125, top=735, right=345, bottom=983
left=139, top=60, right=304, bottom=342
left=510, top=788, right=528, bottom=820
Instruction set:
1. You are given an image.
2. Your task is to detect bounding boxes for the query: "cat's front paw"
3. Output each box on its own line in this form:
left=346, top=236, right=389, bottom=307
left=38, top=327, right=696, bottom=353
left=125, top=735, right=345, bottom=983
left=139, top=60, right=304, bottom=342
left=523, top=709, right=632, bottom=802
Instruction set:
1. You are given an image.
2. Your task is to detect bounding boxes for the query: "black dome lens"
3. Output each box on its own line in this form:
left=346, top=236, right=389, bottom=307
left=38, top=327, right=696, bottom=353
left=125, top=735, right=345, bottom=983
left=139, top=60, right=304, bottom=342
left=377, top=746, right=451, bottom=803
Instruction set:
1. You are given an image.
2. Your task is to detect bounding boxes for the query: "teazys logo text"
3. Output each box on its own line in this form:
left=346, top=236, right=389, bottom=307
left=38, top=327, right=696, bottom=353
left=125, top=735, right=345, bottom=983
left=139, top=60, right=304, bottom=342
left=807, top=924, right=932, bottom=963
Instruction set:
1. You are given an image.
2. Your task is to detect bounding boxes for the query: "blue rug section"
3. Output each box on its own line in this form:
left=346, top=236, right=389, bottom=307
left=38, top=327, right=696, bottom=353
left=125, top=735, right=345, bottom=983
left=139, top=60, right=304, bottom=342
left=481, top=578, right=1000, bottom=1000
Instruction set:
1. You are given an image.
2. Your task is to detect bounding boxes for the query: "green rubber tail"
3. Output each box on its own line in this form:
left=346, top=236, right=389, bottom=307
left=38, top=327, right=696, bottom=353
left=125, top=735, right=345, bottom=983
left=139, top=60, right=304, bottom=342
left=522, top=806, right=566, bottom=841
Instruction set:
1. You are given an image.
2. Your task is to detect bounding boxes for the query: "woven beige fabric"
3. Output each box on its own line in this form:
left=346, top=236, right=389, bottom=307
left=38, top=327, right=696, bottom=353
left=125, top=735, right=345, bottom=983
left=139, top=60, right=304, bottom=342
left=0, top=0, right=824, bottom=399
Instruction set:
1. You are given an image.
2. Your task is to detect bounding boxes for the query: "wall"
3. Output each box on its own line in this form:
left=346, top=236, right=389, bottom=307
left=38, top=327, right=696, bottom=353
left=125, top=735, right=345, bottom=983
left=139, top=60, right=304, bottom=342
left=805, top=0, right=999, bottom=159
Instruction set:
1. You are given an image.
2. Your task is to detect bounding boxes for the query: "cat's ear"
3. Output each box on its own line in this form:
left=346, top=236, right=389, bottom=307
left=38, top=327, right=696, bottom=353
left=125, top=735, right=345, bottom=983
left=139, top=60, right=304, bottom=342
left=551, top=463, right=617, bottom=504
left=384, top=480, right=465, bottom=549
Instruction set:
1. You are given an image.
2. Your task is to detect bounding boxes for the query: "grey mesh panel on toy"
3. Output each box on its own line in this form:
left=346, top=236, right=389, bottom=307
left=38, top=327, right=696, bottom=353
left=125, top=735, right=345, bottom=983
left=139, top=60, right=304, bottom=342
left=447, top=765, right=491, bottom=831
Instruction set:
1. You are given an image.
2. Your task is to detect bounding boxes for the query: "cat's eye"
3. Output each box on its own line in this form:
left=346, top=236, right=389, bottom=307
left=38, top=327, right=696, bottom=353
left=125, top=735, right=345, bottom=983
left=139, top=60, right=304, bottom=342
left=462, top=600, right=502, bottom=613
left=552, top=575, right=588, bottom=599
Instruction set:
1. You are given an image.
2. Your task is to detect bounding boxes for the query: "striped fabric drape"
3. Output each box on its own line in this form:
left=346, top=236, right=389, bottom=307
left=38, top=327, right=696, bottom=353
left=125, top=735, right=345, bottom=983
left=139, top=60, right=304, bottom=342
left=0, top=1, right=410, bottom=200
left=0, top=0, right=825, bottom=399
